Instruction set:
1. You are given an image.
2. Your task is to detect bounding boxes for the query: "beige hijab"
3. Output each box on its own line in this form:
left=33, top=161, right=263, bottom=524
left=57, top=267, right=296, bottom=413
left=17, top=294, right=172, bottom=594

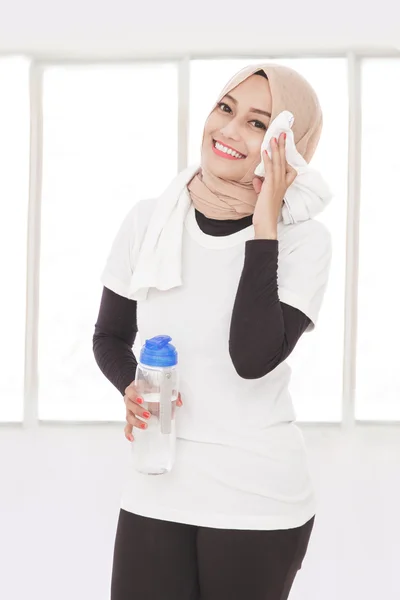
left=187, top=63, right=323, bottom=220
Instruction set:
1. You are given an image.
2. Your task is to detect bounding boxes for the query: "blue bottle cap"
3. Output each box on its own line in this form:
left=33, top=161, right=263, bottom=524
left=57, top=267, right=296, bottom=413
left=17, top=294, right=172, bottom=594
left=139, top=335, right=178, bottom=368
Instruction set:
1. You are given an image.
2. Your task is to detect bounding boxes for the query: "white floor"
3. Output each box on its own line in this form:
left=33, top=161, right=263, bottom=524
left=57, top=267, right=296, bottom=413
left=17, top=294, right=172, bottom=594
left=1, top=423, right=399, bottom=600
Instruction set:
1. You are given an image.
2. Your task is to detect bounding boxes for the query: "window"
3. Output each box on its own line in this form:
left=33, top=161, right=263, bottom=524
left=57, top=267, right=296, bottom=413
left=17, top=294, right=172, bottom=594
left=189, top=59, right=348, bottom=421
left=356, top=58, right=400, bottom=420
left=38, top=63, right=178, bottom=421
left=4, top=53, right=395, bottom=425
left=0, top=57, right=30, bottom=422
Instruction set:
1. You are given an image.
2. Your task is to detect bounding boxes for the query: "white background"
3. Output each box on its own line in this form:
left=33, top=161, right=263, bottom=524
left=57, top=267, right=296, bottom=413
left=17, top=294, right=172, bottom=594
left=1, top=1, right=400, bottom=599
left=1, top=58, right=350, bottom=423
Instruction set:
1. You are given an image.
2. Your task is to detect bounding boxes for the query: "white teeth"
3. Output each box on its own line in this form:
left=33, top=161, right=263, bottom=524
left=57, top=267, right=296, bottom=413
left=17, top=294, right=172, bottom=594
left=214, top=141, right=244, bottom=159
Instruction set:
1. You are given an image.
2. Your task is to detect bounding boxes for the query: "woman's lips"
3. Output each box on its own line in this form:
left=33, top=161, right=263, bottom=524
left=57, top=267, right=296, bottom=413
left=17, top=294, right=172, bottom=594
left=212, top=139, right=246, bottom=160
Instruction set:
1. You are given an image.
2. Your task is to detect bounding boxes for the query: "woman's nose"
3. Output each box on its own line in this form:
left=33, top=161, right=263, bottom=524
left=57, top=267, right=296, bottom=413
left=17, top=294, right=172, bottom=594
left=219, top=119, right=241, bottom=141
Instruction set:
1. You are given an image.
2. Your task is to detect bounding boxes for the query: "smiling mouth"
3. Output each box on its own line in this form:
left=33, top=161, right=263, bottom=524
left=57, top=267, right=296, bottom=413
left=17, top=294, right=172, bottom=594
left=212, top=139, right=246, bottom=160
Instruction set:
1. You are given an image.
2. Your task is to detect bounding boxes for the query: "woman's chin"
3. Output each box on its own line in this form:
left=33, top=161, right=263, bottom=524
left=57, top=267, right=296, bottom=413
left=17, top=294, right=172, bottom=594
left=202, top=154, right=244, bottom=180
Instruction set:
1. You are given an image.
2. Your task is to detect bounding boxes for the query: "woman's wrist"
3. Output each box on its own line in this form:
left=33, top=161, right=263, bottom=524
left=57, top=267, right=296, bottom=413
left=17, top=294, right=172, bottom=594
left=253, top=224, right=278, bottom=240
left=253, top=214, right=278, bottom=240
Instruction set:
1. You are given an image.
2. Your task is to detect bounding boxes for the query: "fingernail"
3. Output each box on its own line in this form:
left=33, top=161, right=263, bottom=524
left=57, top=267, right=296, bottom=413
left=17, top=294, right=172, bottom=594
left=140, top=423, right=147, bottom=429
left=283, top=133, right=287, bottom=140
left=129, top=435, right=134, bottom=442
left=136, top=397, right=143, bottom=404
left=143, top=411, right=151, bottom=419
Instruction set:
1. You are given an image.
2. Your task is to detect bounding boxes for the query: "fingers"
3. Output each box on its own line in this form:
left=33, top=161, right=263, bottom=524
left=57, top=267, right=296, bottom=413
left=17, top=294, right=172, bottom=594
left=265, top=133, right=286, bottom=180
left=286, top=164, right=298, bottom=187
left=278, top=132, right=286, bottom=166
left=262, top=146, right=272, bottom=174
left=126, top=408, right=149, bottom=430
left=270, top=136, right=282, bottom=176
left=124, top=381, right=140, bottom=401
left=125, top=423, right=134, bottom=442
left=124, top=391, right=183, bottom=441
left=124, top=395, right=151, bottom=425
left=271, top=133, right=297, bottom=188
left=124, top=382, right=151, bottom=434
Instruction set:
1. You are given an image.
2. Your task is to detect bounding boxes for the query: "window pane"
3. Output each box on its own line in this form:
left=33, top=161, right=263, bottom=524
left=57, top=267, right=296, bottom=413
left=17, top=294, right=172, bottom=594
left=38, top=63, right=178, bottom=421
left=0, top=57, right=30, bottom=422
left=189, top=59, right=348, bottom=421
left=356, top=59, right=400, bottom=420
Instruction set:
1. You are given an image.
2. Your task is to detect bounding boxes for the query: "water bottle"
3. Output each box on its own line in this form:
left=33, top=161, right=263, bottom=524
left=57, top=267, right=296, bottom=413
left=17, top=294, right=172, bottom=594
left=132, top=335, right=179, bottom=475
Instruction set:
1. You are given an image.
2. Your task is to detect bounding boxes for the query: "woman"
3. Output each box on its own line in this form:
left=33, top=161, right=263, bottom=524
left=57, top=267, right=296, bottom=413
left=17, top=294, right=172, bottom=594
left=93, top=63, right=332, bottom=600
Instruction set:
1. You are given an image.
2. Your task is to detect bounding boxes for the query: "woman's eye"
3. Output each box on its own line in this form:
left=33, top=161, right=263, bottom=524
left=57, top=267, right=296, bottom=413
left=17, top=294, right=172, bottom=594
left=218, top=102, right=232, bottom=113
left=251, top=120, right=267, bottom=130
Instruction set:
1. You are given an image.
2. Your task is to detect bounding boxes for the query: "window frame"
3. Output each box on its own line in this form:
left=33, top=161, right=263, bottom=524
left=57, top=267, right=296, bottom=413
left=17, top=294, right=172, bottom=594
left=0, top=49, right=399, bottom=429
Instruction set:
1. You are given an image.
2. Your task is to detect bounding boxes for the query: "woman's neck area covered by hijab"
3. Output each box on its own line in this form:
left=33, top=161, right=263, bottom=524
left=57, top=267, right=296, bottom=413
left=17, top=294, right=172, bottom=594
left=187, top=63, right=323, bottom=221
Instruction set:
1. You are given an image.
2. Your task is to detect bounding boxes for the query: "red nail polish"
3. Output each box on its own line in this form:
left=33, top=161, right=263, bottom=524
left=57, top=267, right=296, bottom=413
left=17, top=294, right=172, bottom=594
left=136, top=397, right=143, bottom=404
left=283, top=133, right=287, bottom=140
left=140, top=423, right=147, bottom=429
left=143, top=411, right=150, bottom=419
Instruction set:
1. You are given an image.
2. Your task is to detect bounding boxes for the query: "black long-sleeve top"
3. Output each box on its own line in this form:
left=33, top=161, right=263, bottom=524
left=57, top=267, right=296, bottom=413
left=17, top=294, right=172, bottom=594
left=93, top=209, right=311, bottom=396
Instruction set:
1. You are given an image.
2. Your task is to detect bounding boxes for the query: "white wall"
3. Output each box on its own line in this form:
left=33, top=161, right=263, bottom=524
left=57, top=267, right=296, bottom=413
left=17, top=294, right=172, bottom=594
left=0, top=0, right=400, bottom=56
left=1, top=2, right=400, bottom=599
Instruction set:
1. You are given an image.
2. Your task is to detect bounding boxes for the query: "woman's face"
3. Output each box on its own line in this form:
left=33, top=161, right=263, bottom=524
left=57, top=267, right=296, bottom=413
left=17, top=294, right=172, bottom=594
left=201, top=74, right=272, bottom=181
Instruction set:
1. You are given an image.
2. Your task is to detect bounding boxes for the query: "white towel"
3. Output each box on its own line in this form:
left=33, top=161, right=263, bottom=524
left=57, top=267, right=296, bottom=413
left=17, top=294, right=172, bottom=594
left=254, top=110, right=332, bottom=224
left=128, top=165, right=197, bottom=301
left=128, top=111, right=332, bottom=301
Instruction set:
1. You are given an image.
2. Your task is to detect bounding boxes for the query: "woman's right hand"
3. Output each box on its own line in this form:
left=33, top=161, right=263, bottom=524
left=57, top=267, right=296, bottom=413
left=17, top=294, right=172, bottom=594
left=123, top=381, right=183, bottom=442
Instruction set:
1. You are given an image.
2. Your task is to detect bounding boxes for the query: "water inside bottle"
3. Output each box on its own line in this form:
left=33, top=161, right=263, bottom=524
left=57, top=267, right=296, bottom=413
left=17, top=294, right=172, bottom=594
left=133, top=392, right=177, bottom=475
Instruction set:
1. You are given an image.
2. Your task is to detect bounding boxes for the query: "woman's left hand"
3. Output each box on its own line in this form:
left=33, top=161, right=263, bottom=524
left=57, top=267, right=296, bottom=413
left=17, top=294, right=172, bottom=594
left=252, top=133, right=298, bottom=233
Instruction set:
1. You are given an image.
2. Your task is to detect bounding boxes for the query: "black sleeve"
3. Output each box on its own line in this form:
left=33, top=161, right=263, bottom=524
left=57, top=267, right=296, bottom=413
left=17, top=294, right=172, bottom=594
left=92, top=286, right=139, bottom=397
left=229, top=239, right=311, bottom=379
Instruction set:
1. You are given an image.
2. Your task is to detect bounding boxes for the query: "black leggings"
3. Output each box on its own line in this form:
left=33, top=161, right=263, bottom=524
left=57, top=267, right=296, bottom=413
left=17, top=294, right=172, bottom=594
left=111, top=509, right=315, bottom=600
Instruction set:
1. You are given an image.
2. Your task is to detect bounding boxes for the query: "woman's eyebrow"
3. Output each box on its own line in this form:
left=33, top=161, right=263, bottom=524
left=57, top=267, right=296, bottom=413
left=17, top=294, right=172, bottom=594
left=224, top=93, right=271, bottom=119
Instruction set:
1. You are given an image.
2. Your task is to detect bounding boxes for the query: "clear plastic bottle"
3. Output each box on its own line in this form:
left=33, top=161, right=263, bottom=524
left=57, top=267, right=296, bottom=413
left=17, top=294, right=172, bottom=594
left=132, top=335, right=179, bottom=475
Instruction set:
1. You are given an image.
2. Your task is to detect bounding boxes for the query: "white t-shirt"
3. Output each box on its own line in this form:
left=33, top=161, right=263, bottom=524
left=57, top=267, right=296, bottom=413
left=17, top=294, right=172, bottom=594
left=100, top=190, right=332, bottom=530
